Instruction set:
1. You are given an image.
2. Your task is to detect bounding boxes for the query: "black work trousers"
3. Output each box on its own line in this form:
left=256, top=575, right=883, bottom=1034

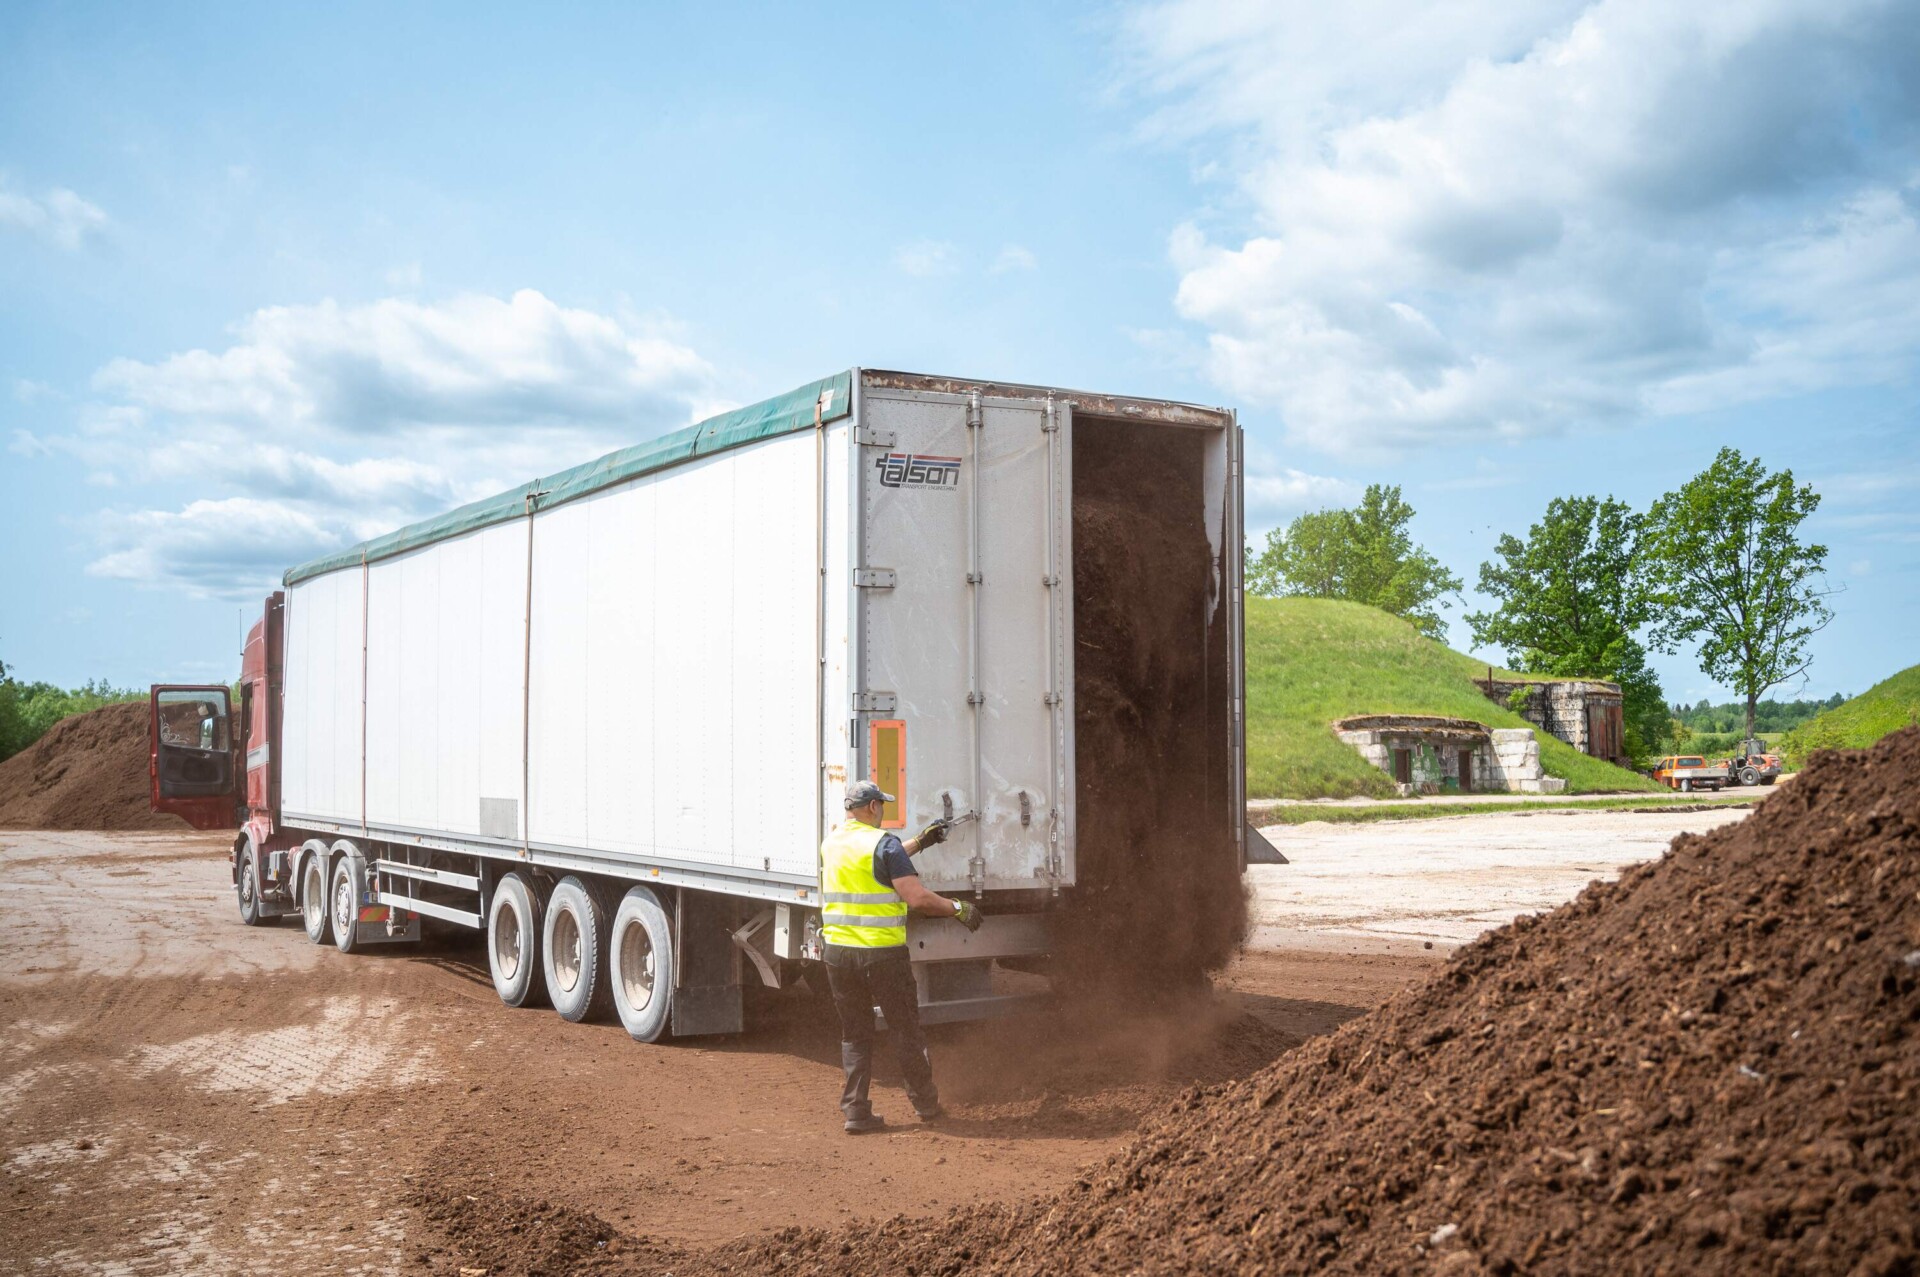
left=825, top=943, right=937, bottom=1119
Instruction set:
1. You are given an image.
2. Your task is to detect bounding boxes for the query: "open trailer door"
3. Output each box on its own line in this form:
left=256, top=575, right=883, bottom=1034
left=149, top=684, right=241, bottom=830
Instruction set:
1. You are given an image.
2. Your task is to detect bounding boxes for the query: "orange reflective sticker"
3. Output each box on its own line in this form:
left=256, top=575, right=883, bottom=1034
left=869, top=719, right=905, bottom=829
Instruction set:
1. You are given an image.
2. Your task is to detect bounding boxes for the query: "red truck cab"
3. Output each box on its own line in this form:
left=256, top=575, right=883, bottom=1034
left=150, top=592, right=294, bottom=922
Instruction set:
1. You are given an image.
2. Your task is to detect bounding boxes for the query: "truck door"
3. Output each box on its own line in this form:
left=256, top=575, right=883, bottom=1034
left=149, top=685, right=241, bottom=830
left=854, top=387, right=1073, bottom=894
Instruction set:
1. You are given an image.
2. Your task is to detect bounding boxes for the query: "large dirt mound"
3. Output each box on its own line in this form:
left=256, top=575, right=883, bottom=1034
left=660, top=730, right=1920, bottom=1276
left=0, top=701, right=186, bottom=830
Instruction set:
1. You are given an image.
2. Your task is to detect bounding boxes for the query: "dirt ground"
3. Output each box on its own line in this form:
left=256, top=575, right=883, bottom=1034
left=1251, top=804, right=1752, bottom=953
left=1, top=807, right=1743, bottom=1274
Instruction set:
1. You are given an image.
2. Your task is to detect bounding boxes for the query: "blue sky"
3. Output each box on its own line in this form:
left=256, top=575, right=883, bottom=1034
left=3, top=0, right=1916, bottom=706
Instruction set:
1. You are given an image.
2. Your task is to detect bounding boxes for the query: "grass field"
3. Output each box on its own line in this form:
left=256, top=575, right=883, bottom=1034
left=1778, top=664, right=1920, bottom=766
left=1244, top=597, right=1663, bottom=800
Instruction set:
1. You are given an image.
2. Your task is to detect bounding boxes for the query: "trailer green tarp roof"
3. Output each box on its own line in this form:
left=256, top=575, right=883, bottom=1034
left=283, top=371, right=852, bottom=587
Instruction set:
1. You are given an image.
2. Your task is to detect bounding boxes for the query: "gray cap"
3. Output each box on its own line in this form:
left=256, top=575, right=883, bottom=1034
left=844, top=779, right=895, bottom=809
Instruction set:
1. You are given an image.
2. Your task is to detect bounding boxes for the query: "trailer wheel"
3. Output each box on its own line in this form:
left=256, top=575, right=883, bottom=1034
left=301, top=855, right=333, bottom=945
left=489, top=873, right=548, bottom=1008
left=610, top=886, right=675, bottom=1043
left=543, top=876, right=612, bottom=1023
left=236, top=852, right=267, bottom=927
left=331, top=858, right=366, bottom=955
left=1738, top=766, right=1759, bottom=787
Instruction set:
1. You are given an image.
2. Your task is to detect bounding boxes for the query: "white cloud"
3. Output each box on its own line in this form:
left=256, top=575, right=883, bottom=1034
left=37, top=290, right=715, bottom=598
left=85, top=498, right=346, bottom=593
left=893, top=239, right=959, bottom=277
left=9, top=430, right=51, bottom=458
left=1244, top=467, right=1360, bottom=519
left=1127, top=0, right=1920, bottom=456
left=0, top=183, right=108, bottom=250
left=991, top=245, right=1039, bottom=273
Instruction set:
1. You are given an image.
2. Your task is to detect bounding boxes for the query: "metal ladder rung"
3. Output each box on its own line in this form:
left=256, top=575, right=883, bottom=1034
left=374, top=890, right=482, bottom=930
left=374, top=858, right=479, bottom=891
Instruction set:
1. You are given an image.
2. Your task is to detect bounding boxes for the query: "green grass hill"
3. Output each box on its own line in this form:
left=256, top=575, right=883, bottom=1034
left=1777, top=664, right=1920, bottom=767
left=1245, top=597, right=1663, bottom=800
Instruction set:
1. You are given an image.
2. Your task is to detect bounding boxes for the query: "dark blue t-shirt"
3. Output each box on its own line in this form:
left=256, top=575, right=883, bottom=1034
left=871, top=834, right=916, bottom=888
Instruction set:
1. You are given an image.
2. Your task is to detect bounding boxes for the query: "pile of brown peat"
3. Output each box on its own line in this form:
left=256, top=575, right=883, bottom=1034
left=703, top=730, right=1920, bottom=1276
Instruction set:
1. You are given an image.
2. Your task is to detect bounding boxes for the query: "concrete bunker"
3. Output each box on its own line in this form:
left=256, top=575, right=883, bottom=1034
left=1477, top=676, right=1627, bottom=766
left=1334, top=714, right=1567, bottom=796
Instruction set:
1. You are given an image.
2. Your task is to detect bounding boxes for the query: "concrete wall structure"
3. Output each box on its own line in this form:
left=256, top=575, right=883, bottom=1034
left=1334, top=715, right=1567, bottom=797
left=1478, top=677, right=1627, bottom=764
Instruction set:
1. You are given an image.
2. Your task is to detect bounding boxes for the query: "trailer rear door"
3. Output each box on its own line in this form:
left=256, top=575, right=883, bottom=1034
left=854, top=387, right=1073, bottom=894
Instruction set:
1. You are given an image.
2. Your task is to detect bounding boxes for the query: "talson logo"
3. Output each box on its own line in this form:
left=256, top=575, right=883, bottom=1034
left=875, top=453, right=962, bottom=490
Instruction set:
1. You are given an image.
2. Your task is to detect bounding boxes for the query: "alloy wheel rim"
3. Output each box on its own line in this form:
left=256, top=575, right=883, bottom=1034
left=495, top=902, right=522, bottom=981
left=620, top=920, right=655, bottom=1012
left=553, top=908, right=582, bottom=992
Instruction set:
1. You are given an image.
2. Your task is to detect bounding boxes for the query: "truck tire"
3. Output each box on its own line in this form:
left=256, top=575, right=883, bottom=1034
left=1679, top=778, right=1692, bottom=793
left=1739, top=766, right=1760, bottom=787
left=489, top=873, right=547, bottom=1008
left=610, top=886, right=675, bottom=1043
left=301, top=855, right=333, bottom=945
left=331, top=858, right=366, bottom=955
left=237, top=851, right=267, bottom=927
left=543, top=876, right=613, bottom=1023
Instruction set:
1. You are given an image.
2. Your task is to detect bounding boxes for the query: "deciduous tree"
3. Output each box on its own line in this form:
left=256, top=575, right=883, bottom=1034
left=1643, top=448, right=1834, bottom=739
left=1246, top=485, right=1462, bottom=640
left=1467, top=496, right=1668, bottom=759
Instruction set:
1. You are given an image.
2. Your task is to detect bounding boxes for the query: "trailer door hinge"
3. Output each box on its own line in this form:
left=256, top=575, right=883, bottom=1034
left=853, top=568, right=897, bottom=589
left=854, top=426, right=897, bottom=448
left=852, top=691, right=897, bottom=714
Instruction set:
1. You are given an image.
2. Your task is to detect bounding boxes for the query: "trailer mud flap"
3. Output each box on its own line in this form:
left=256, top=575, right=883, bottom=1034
left=353, top=906, right=421, bottom=946
left=671, top=892, right=744, bottom=1037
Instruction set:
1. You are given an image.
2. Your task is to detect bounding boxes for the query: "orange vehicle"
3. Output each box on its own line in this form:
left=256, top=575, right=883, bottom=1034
left=1722, top=738, right=1783, bottom=787
left=1652, top=755, right=1730, bottom=792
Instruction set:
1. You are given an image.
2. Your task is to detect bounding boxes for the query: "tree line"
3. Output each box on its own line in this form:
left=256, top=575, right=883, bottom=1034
left=0, top=657, right=142, bottom=764
left=1671, top=694, right=1844, bottom=738
left=1246, top=447, right=1834, bottom=761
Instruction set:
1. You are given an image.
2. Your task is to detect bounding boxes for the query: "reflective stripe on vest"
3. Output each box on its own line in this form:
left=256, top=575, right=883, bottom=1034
left=819, top=820, right=907, bottom=947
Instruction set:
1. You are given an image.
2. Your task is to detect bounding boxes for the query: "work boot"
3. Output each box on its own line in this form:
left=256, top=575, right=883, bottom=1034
left=914, top=1103, right=946, bottom=1122
left=843, top=1114, right=887, bottom=1135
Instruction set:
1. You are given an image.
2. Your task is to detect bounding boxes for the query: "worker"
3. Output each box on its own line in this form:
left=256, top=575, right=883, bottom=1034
left=821, top=779, right=982, bottom=1134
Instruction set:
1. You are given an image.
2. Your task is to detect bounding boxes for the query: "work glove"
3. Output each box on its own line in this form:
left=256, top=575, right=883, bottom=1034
left=916, top=819, right=949, bottom=849
left=952, top=900, right=983, bottom=932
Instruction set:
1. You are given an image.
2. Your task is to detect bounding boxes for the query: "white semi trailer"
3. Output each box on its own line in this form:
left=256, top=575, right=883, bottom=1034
left=149, top=369, right=1246, bottom=1040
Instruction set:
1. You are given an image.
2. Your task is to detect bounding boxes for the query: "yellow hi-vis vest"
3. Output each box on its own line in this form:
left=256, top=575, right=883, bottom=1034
left=820, top=819, right=909, bottom=948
